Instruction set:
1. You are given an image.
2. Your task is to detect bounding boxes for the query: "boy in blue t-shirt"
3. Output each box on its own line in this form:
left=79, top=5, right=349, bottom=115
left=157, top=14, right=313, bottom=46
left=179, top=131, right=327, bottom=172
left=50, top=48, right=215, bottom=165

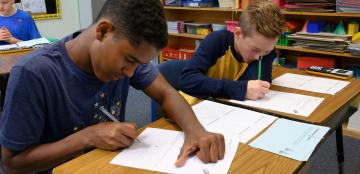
left=0, top=0, right=225, bottom=173
left=0, top=0, right=41, bottom=45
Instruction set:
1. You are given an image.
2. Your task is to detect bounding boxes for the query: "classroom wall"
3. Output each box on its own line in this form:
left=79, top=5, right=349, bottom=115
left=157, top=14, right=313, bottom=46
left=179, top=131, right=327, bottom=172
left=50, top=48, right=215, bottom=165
left=35, top=0, right=81, bottom=39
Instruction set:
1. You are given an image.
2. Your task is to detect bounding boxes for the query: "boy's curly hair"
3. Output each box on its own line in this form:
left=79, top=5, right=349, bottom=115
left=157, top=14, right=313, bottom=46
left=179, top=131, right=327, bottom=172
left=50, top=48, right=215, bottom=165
left=239, top=0, right=285, bottom=38
left=95, top=0, right=168, bottom=50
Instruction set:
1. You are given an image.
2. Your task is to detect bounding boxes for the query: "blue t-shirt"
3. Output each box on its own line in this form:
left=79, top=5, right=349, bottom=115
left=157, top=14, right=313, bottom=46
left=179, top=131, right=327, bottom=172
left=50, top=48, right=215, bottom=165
left=0, top=9, right=41, bottom=45
left=0, top=31, right=158, bottom=173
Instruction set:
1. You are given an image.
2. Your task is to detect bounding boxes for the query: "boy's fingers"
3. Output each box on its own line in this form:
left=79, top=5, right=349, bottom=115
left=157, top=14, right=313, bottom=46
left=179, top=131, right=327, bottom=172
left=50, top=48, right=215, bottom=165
left=120, top=123, right=138, bottom=139
left=125, top=123, right=137, bottom=129
left=175, top=146, right=198, bottom=167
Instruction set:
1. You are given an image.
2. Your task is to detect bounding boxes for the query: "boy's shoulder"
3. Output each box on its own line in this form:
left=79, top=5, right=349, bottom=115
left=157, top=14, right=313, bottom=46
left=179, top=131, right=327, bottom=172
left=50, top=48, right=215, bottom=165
left=205, top=30, right=232, bottom=44
left=13, top=9, right=33, bottom=19
left=15, top=43, right=66, bottom=74
left=207, top=30, right=230, bottom=39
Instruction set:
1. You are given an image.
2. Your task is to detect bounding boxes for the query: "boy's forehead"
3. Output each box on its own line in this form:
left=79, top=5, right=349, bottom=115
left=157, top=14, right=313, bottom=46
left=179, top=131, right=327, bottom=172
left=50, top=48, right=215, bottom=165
left=246, top=33, right=276, bottom=50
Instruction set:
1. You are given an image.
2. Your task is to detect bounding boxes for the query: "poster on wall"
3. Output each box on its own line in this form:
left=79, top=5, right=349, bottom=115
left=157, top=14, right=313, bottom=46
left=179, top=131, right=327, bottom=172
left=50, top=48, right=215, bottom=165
left=14, top=0, right=61, bottom=20
left=21, top=0, right=47, bottom=14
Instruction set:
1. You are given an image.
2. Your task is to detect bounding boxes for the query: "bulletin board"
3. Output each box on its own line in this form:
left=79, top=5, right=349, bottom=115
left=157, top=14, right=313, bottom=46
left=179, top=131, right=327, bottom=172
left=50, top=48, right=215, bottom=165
left=15, top=0, right=61, bottom=21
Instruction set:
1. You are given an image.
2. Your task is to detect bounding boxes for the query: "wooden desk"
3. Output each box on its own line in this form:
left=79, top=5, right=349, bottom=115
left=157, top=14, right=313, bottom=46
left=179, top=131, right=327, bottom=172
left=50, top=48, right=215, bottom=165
left=0, top=49, right=30, bottom=75
left=54, top=118, right=302, bottom=174
left=0, top=49, right=31, bottom=110
left=53, top=67, right=360, bottom=174
left=216, top=67, right=360, bottom=174
left=216, top=67, right=360, bottom=125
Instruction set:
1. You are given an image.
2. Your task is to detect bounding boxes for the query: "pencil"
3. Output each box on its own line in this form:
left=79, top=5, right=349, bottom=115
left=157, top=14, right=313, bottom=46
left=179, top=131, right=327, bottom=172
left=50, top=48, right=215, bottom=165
left=258, top=56, right=263, bottom=80
left=99, top=106, right=119, bottom=122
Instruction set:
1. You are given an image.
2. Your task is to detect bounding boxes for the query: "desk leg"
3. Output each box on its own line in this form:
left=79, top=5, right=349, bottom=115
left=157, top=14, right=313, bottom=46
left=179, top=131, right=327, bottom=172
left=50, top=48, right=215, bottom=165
left=336, top=126, right=345, bottom=174
left=0, top=75, right=8, bottom=112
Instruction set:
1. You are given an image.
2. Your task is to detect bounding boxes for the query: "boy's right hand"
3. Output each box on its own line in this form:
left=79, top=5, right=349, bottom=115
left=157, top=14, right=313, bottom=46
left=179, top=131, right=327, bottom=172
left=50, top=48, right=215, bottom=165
left=0, top=27, right=11, bottom=41
left=245, top=80, right=270, bottom=100
left=80, top=122, right=138, bottom=151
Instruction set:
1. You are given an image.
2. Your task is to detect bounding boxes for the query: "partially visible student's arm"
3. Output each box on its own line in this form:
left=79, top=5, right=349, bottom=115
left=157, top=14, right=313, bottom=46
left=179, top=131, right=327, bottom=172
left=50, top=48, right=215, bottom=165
left=1, top=122, right=137, bottom=174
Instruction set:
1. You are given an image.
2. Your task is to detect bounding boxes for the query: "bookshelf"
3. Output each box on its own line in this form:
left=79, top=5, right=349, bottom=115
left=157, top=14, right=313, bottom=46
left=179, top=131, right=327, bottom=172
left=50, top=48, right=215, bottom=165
left=162, top=7, right=360, bottom=64
left=162, top=6, right=360, bottom=138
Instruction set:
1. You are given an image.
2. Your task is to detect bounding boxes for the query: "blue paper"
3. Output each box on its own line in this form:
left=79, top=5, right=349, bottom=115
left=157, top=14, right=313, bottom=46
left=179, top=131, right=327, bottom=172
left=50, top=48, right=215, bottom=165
left=249, top=118, right=330, bottom=161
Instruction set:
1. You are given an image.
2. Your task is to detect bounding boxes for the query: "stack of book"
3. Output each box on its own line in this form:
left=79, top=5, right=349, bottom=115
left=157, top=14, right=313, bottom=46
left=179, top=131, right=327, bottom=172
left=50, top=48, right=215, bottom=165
left=167, top=21, right=179, bottom=34
left=285, top=0, right=336, bottom=12
left=288, top=32, right=351, bottom=53
left=336, top=0, right=360, bottom=13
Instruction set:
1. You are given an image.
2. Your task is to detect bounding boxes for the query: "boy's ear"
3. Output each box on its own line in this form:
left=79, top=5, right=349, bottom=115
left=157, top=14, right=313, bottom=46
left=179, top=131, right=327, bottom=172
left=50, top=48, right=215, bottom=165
left=95, top=20, right=114, bottom=41
left=233, top=27, right=242, bottom=38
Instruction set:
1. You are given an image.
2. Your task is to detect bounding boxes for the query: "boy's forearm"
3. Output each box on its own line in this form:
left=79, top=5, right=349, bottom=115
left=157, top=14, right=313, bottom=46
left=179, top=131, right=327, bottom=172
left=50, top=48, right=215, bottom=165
left=161, top=90, right=205, bottom=134
left=2, top=130, right=91, bottom=174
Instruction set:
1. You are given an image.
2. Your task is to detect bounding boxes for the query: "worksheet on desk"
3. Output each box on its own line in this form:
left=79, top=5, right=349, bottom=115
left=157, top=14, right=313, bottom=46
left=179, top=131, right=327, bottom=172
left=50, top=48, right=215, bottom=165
left=272, top=73, right=350, bottom=95
left=191, top=100, right=278, bottom=143
left=0, top=44, right=18, bottom=51
left=17, top=38, right=50, bottom=48
left=250, top=118, right=330, bottom=161
left=229, top=90, right=324, bottom=117
left=111, top=128, right=238, bottom=174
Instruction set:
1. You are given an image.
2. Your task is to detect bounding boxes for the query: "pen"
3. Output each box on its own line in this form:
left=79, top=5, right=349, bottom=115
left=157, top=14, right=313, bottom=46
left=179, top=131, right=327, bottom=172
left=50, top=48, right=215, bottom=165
left=99, top=106, right=140, bottom=142
left=258, top=56, right=263, bottom=80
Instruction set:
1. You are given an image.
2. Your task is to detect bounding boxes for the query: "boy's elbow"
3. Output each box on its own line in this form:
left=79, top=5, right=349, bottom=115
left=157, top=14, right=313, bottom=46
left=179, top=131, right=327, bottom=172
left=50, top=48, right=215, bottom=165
left=1, top=159, right=21, bottom=174
left=1, top=148, right=25, bottom=174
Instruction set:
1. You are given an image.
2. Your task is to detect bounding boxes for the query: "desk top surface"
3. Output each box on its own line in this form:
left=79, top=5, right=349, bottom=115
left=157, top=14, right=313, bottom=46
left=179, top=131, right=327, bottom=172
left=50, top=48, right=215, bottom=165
left=270, top=67, right=360, bottom=125
left=0, top=49, right=31, bottom=75
left=54, top=67, right=360, bottom=174
left=218, top=67, right=360, bottom=125
left=53, top=118, right=302, bottom=174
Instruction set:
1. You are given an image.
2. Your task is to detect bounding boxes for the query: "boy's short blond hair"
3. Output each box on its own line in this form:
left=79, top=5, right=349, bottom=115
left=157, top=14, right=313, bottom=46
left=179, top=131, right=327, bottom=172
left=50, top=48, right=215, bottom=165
left=239, top=0, right=285, bottom=38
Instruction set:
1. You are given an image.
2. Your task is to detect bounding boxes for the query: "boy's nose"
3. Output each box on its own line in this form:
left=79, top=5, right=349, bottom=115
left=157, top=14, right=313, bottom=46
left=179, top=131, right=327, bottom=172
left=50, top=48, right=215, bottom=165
left=123, top=65, right=138, bottom=78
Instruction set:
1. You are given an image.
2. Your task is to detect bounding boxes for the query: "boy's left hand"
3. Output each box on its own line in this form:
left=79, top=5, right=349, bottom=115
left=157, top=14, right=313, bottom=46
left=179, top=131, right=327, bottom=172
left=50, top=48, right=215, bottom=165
left=175, top=129, right=225, bottom=167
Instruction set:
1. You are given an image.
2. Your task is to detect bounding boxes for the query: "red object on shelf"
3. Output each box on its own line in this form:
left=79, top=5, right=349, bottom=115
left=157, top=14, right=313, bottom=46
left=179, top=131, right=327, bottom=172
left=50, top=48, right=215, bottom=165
left=162, top=47, right=195, bottom=60
left=297, top=56, right=336, bottom=70
left=225, top=21, right=239, bottom=32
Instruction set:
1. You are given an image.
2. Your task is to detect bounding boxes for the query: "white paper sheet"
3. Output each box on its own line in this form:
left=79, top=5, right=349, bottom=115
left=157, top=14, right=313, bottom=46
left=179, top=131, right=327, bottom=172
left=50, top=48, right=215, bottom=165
left=111, top=128, right=239, bottom=174
left=272, top=73, right=350, bottom=95
left=0, top=44, right=18, bottom=51
left=17, top=38, right=50, bottom=48
left=192, top=100, right=278, bottom=143
left=229, top=90, right=324, bottom=117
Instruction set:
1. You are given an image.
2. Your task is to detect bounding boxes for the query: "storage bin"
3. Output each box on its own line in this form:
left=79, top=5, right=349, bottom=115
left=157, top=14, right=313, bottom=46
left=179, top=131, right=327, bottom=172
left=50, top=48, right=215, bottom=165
left=349, top=44, right=360, bottom=56
left=164, top=0, right=182, bottom=6
left=185, top=23, right=212, bottom=35
left=182, top=0, right=218, bottom=7
left=297, top=56, right=335, bottom=70
left=212, top=24, right=226, bottom=31
left=162, top=47, right=195, bottom=60
left=225, top=21, right=238, bottom=32
left=307, top=21, right=326, bottom=33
